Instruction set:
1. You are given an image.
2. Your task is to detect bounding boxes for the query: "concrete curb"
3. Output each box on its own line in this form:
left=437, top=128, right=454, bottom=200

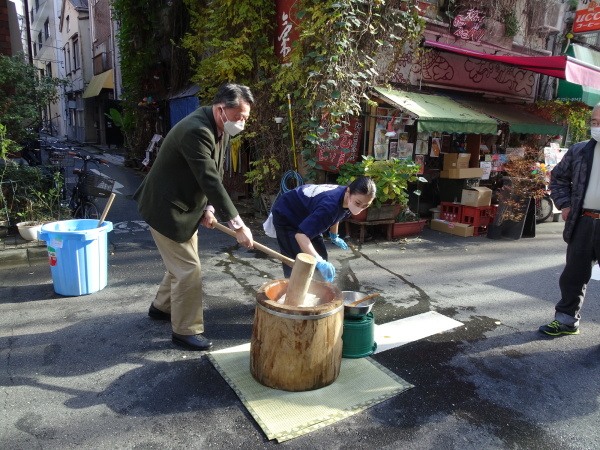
left=0, top=245, right=48, bottom=269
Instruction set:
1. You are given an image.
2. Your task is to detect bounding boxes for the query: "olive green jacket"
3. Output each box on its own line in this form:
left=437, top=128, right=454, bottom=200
left=133, top=106, right=238, bottom=242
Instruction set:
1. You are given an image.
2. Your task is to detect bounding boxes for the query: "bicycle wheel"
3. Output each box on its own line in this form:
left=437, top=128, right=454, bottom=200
left=74, top=201, right=99, bottom=219
left=536, top=196, right=553, bottom=223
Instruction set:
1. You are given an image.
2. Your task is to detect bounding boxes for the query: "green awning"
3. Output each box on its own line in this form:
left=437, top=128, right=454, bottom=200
left=82, top=70, right=114, bottom=98
left=557, top=44, right=600, bottom=107
left=458, top=100, right=565, bottom=135
left=371, top=87, right=498, bottom=134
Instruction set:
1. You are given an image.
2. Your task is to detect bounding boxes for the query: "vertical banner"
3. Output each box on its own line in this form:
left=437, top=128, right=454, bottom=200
left=574, top=0, right=600, bottom=33
left=316, top=116, right=364, bottom=172
left=275, top=0, right=302, bottom=64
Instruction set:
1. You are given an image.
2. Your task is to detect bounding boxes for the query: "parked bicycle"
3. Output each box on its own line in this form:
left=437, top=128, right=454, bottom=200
left=536, top=191, right=554, bottom=223
left=67, top=151, right=115, bottom=219
left=47, top=146, right=75, bottom=202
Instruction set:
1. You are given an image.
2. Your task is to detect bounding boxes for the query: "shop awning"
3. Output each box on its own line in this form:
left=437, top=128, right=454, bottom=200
left=557, top=44, right=600, bottom=107
left=457, top=100, right=565, bottom=135
left=371, top=87, right=498, bottom=134
left=424, top=40, right=600, bottom=91
left=82, top=70, right=114, bottom=98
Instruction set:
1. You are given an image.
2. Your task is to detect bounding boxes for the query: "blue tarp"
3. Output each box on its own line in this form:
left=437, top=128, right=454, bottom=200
left=169, top=96, right=199, bottom=128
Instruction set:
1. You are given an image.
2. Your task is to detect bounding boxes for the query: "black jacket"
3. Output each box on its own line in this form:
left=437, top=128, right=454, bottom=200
left=550, top=139, right=597, bottom=243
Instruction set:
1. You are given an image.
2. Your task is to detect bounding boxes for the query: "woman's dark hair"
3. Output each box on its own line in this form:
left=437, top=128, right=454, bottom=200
left=348, top=175, right=376, bottom=198
left=213, top=83, right=254, bottom=108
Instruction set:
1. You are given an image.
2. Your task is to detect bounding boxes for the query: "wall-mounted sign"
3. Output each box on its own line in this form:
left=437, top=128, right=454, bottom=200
left=452, top=9, right=486, bottom=41
left=316, top=116, right=363, bottom=172
left=275, top=0, right=301, bottom=64
left=574, top=0, right=600, bottom=33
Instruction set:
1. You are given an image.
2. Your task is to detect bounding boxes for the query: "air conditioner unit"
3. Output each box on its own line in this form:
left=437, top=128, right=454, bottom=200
left=540, top=1, right=566, bottom=33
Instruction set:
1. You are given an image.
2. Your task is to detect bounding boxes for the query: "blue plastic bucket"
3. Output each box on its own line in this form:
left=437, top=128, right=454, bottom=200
left=38, top=219, right=113, bottom=296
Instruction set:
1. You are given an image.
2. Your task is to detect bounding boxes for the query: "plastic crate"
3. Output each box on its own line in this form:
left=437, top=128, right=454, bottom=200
left=81, top=172, right=115, bottom=198
left=460, top=205, right=494, bottom=227
left=440, top=202, right=462, bottom=222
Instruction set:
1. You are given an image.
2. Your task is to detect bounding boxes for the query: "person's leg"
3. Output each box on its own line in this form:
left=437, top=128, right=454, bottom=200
left=275, top=225, right=302, bottom=278
left=150, top=227, right=204, bottom=335
left=555, top=217, right=596, bottom=327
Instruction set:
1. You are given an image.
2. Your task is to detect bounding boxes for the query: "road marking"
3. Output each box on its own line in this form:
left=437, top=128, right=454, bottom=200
left=88, top=168, right=124, bottom=194
left=113, top=220, right=149, bottom=234
left=374, top=311, right=463, bottom=353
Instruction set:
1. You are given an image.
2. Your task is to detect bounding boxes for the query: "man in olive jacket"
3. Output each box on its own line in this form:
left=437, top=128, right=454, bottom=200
left=539, top=103, right=600, bottom=336
left=134, top=83, right=254, bottom=350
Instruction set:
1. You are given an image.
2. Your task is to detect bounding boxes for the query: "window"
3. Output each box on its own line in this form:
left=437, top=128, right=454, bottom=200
left=66, top=16, right=69, bottom=33
left=37, top=31, right=42, bottom=50
left=65, top=43, right=71, bottom=73
left=44, top=18, right=50, bottom=40
left=35, top=0, right=39, bottom=11
left=72, top=38, right=79, bottom=71
left=46, top=62, right=52, bottom=78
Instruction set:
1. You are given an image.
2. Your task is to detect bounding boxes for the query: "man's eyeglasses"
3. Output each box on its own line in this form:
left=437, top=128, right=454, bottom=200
left=591, top=120, right=600, bottom=127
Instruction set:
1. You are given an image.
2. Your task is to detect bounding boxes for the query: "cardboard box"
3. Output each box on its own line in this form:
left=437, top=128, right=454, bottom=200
left=440, top=168, right=484, bottom=179
left=443, top=153, right=470, bottom=170
left=430, top=219, right=474, bottom=237
left=461, top=187, right=492, bottom=207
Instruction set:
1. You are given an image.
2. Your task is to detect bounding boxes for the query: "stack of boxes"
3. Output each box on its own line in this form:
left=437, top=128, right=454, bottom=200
left=431, top=188, right=495, bottom=236
left=431, top=152, right=495, bottom=237
left=439, top=153, right=482, bottom=179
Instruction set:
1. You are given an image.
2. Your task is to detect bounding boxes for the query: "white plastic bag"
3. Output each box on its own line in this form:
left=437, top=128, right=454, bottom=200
left=263, top=213, right=277, bottom=238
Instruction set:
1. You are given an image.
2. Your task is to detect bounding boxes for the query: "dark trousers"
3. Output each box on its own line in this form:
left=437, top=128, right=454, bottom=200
left=274, top=224, right=328, bottom=279
left=556, top=215, right=600, bottom=326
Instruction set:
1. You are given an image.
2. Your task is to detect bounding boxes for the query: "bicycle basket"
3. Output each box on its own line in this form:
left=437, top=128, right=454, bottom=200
left=49, top=150, right=75, bottom=167
left=81, top=172, right=115, bottom=198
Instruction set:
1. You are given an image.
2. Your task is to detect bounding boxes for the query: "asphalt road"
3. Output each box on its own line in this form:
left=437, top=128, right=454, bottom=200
left=1, top=156, right=599, bottom=449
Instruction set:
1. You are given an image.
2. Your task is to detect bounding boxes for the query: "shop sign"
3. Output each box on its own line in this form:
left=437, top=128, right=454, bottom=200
left=275, top=0, right=301, bottom=64
left=316, top=116, right=363, bottom=172
left=573, top=0, right=600, bottom=33
left=452, top=9, right=486, bottom=41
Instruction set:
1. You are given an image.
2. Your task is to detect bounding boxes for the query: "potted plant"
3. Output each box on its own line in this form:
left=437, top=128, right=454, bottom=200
left=488, top=146, right=547, bottom=240
left=393, top=207, right=427, bottom=238
left=244, top=156, right=282, bottom=214
left=392, top=175, right=428, bottom=238
left=337, top=156, right=421, bottom=221
left=1, top=164, right=69, bottom=240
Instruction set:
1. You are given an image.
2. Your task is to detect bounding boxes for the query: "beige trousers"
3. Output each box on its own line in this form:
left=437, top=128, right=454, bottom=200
left=149, top=227, right=204, bottom=335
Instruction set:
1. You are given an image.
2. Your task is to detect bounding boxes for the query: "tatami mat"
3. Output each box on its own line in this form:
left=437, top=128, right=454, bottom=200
left=207, top=343, right=413, bottom=442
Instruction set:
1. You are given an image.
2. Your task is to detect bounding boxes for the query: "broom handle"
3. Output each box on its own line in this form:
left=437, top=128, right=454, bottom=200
left=97, top=193, right=116, bottom=227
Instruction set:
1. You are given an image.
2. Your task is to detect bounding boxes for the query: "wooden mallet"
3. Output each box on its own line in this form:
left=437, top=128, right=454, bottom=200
left=211, top=221, right=318, bottom=306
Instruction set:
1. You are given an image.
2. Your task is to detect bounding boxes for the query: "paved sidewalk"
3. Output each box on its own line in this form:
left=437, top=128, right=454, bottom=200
left=0, top=141, right=128, bottom=267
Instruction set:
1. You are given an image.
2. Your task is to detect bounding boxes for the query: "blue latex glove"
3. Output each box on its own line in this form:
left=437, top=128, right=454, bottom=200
left=329, top=231, right=348, bottom=250
left=315, top=255, right=336, bottom=282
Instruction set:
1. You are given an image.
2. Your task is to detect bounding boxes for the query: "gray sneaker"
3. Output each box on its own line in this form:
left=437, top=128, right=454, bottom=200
left=539, top=320, right=580, bottom=336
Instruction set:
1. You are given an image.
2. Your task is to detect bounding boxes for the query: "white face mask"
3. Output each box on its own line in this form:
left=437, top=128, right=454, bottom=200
left=591, top=127, right=600, bottom=142
left=221, top=108, right=245, bottom=137
left=348, top=202, right=364, bottom=216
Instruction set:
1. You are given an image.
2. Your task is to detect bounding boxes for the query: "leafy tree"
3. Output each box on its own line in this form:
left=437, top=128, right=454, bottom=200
left=182, top=0, right=425, bottom=183
left=0, top=53, right=67, bottom=149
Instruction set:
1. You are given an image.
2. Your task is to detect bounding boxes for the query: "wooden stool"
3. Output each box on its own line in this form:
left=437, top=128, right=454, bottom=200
left=344, top=218, right=394, bottom=243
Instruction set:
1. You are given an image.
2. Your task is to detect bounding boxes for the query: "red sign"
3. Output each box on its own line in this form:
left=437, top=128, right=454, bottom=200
left=574, top=0, right=600, bottom=33
left=316, top=117, right=363, bottom=172
left=275, top=0, right=301, bottom=64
